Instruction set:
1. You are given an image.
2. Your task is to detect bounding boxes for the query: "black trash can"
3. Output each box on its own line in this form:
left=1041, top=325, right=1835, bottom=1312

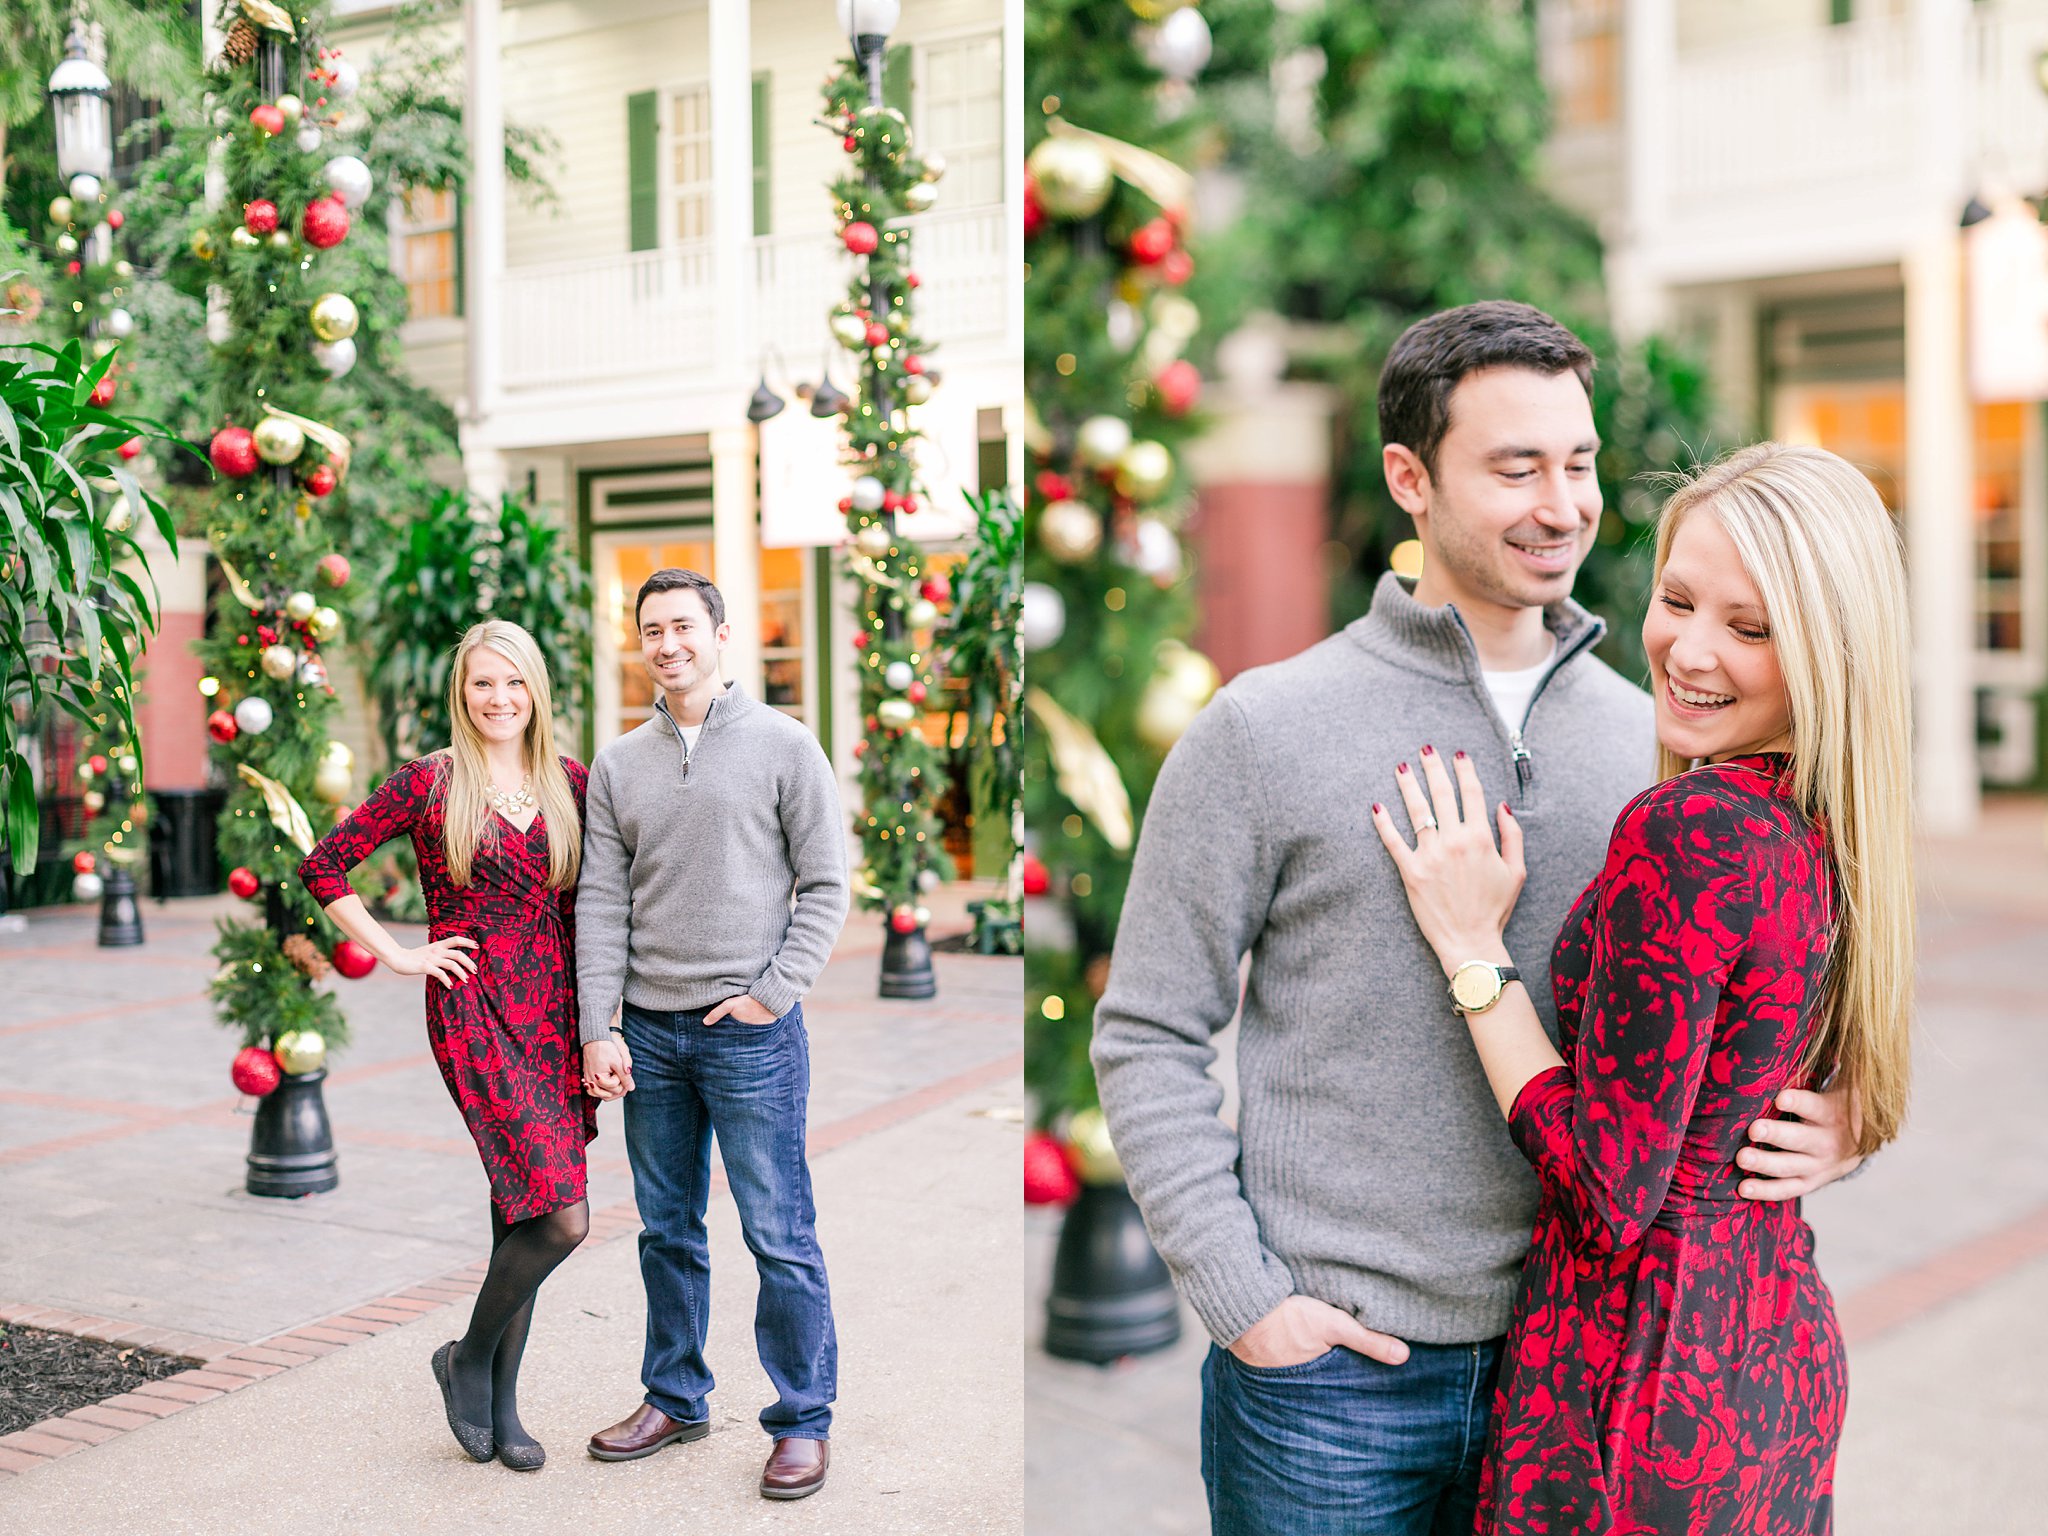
left=150, top=788, right=226, bottom=897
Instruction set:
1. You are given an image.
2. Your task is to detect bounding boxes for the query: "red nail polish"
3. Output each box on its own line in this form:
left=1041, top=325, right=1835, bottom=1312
left=1397, top=762, right=1409, bottom=775
left=1420, top=744, right=1435, bottom=757
left=1502, top=803, right=1514, bottom=817
left=1454, top=750, right=1467, bottom=761
left=1372, top=803, right=1384, bottom=814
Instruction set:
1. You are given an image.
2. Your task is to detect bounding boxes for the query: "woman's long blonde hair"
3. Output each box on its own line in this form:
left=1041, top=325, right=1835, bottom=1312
left=440, top=620, right=581, bottom=891
left=1653, top=443, right=1914, bottom=1155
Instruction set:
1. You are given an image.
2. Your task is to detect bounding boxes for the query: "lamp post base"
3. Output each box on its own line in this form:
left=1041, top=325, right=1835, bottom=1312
left=247, top=1068, right=339, bottom=1198
left=1043, top=1182, right=1182, bottom=1363
left=96, top=862, right=144, bottom=947
left=878, top=919, right=937, bottom=999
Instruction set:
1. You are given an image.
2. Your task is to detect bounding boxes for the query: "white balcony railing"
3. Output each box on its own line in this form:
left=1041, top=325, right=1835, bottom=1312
left=498, top=205, right=1009, bottom=393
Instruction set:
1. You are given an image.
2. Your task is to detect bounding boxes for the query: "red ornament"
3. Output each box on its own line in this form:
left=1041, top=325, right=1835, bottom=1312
left=1128, top=218, right=1176, bottom=265
left=249, top=104, right=285, bottom=136
left=919, top=575, right=950, bottom=604
left=228, top=866, right=261, bottom=900
left=907, top=681, right=928, bottom=704
left=882, top=490, right=903, bottom=513
left=209, top=426, right=259, bottom=478
left=837, top=497, right=853, bottom=514
left=906, top=272, right=922, bottom=288
left=852, top=739, right=868, bottom=758
left=117, top=436, right=143, bottom=460
left=1024, top=1131, right=1081, bottom=1206
left=243, top=200, right=279, bottom=236
left=89, top=374, right=117, bottom=407
left=106, top=209, right=123, bottom=230
left=304, top=463, right=337, bottom=498
left=256, top=625, right=278, bottom=647
left=332, top=940, right=378, bottom=980
left=207, top=709, right=239, bottom=744
left=1023, top=853, right=1051, bottom=897
left=843, top=134, right=858, bottom=152
left=232, top=1046, right=282, bottom=1099
left=301, top=196, right=350, bottom=250
left=1035, top=471, right=1073, bottom=503
left=319, top=552, right=351, bottom=587
left=864, top=321, right=889, bottom=347
left=72, top=850, right=97, bottom=875
left=852, top=631, right=870, bottom=651
left=903, top=355, right=926, bottom=376
left=66, top=260, right=81, bottom=276
left=889, top=907, right=919, bottom=935
left=1159, top=249, right=1194, bottom=286
left=900, top=495, right=918, bottom=515
left=88, top=755, right=108, bottom=776
left=1155, top=359, right=1202, bottom=417
left=842, top=221, right=880, bottom=255
left=1024, top=179, right=1045, bottom=239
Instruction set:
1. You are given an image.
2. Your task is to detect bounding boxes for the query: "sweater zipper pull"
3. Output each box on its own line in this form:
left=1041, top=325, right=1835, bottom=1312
left=1510, top=731, right=1532, bottom=790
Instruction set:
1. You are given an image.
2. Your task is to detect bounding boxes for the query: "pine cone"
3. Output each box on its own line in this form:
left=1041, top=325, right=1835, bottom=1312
left=282, top=933, right=332, bottom=980
left=223, top=18, right=259, bottom=67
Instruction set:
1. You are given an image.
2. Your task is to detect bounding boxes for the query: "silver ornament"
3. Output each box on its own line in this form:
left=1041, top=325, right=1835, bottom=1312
left=233, top=696, right=274, bottom=735
left=311, top=336, right=357, bottom=378
left=903, top=182, right=938, bottom=213
left=105, top=308, right=134, bottom=339
left=73, top=871, right=104, bottom=902
left=68, top=173, right=102, bottom=205
left=850, top=475, right=886, bottom=512
left=295, top=125, right=324, bottom=153
left=884, top=660, right=915, bottom=692
left=322, top=155, right=374, bottom=210
left=1076, top=414, right=1132, bottom=468
left=329, top=59, right=360, bottom=99
left=1147, top=7, right=1214, bottom=82
left=1021, top=583, right=1066, bottom=651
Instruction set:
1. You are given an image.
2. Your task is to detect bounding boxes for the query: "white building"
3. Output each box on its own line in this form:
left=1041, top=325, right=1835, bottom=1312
left=1538, top=0, right=2048, bottom=828
left=330, top=0, right=1019, bottom=804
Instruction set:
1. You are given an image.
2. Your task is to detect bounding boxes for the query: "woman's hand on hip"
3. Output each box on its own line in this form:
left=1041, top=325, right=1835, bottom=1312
left=1370, top=746, right=1525, bottom=971
left=387, top=935, right=478, bottom=988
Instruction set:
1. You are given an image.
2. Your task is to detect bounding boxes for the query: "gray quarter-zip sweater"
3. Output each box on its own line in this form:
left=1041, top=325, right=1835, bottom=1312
left=1092, top=573, right=1654, bottom=1347
left=575, top=680, right=848, bottom=1044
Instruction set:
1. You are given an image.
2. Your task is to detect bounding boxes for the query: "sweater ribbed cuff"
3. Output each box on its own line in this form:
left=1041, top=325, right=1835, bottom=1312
left=748, top=971, right=799, bottom=1020
left=1174, top=1253, right=1297, bottom=1348
left=578, top=1008, right=620, bottom=1048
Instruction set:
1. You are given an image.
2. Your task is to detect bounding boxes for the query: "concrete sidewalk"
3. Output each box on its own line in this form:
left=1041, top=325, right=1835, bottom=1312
left=0, top=885, right=1023, bottom=1531
left=1025, top=798, right=2048, bottom=1534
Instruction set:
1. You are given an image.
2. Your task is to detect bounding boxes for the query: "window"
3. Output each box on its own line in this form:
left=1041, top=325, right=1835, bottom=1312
left=1545, top=0, right=1621, bottom=131
left=918, top=32, right=1003, bottom=208
left=669, top=84, right=714, bottom=244
left=394, top=186, right=459, bottom=319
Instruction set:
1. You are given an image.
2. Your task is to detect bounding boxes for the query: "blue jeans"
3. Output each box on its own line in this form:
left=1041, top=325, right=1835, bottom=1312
left=1202, top=1336, right=1502, bottom=1536
left=620, top=1000, right=836, bottom=1439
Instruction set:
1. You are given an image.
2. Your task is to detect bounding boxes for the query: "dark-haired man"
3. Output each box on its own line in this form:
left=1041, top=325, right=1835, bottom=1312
left=576, top=568, right=848, bottom=1501
left=1092, top=302, right=1862, bottom=1533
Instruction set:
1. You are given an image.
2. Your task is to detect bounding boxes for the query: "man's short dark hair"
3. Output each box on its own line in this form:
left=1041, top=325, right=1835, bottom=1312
left=635, top=567, right=726, bottom=629
left=1377, top=301, right=1595, bottom=476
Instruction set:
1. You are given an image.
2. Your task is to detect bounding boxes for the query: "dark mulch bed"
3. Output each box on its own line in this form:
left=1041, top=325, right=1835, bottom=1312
left=0, top=1325, right=191, bottom=1436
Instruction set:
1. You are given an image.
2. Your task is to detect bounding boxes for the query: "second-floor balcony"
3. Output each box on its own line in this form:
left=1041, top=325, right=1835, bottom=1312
left=496, top=204, right=1010, bottom=397
left=1641, top=1, right=2048, bottom=283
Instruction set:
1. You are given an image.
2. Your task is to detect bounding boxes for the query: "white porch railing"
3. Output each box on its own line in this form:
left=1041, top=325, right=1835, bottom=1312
left=498, top=204, right=1008, bottom=393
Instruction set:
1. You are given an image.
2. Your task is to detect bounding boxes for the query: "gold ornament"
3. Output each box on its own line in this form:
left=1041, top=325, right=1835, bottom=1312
left=229, top=226, right=260, bottom=250
left=49, top=196, right=75, bottom=226
left=903, top=182, right=938, bottom=214
left=1027, top=136, right=1114, bottom=220
left=274, top=93, right=304, bottom=124
left=901, top=374, right=933, bottom=406
left=189, top=226, right=217, bottom=260
left=83, top=790, right=105, bottom=812
left=321, top=740, right=354, bottom=772
left=309, top=292, right=359, bottom=342
left=831, top=312, right=867, bottom=349
left=260, top=645, right=297, bottom=680
left=1026, top=687, right=1133, bottom=851
left=854, top=521, right=893, bottom=559
left=310, top=606, right=341, bottom=642
left=313, top=758, right=352, bottom=804
left=1039, top=500, right=1103, bottom=563
left=1137, top=641, right=1219, bottom=751
left=261, top=404, right=353, bottom=486
left=267, top=230, right=293, bottom=252
left=237, top=764, right=314, bottom=854
left=1066, top=1107, right=1124, bottom=1184
left=906, top=599, right=940, bottom=629
left=284, top=589, right=318, bottom=623
left=920, top=153, right=946, bottom=183
left=1115, top=440, right=1174, bottom=502
left=876, top=699, right=918, bottom=730
left=252, top=415, right=306, bottom=465
left=1162, top=640, right=1221, bottom=704
left=273, top=1030, right=327, bottom=1076
left=1076, top=414, right=1132, bottom=467
left=1128, top=0, right=1192, bottom=17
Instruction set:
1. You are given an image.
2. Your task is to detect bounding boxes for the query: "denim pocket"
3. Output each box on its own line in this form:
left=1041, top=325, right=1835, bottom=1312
left=1229, top=1345, right=1347, bottom=1380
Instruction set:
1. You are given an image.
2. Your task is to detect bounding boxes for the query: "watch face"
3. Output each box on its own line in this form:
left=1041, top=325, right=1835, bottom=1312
left=1451, top=965, right=1499, bottom=1011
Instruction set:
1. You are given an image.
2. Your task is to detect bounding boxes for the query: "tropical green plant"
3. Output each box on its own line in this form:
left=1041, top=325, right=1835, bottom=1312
left=0, top=336, right=178, bottom=870
left=358, top=488, right=591, bottom=766
left=943, top=487, right=1022, bottom=951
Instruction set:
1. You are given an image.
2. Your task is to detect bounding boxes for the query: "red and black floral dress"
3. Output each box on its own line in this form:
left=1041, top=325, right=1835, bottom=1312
left=1477, top=755, right=1847, bottom=1535
left=299, top=754, right=597, bottom=1223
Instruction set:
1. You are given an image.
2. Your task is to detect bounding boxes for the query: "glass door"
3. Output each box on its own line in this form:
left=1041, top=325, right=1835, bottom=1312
left=591, top=527, right=716, bottom=749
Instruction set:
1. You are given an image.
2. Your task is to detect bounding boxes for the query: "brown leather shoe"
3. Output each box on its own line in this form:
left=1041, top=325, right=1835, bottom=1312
left=759, top=1436, right=829, bottom=1499
left=587, top=1403, right=710, bottom=1462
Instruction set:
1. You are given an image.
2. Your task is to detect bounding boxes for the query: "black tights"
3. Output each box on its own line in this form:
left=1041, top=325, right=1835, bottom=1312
left=446, top=1201, right=588, bottom=1441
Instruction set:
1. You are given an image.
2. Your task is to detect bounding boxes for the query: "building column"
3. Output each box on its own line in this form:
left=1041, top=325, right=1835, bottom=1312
left=709, top=0, right=754, bottom=387
left=1904, top=232, right=1980, bottom=834
left=1003, top=0, right=1024, bottom=362
left=711, top=424, right=763, bottom=698
left=463, top=0, right=505, bottom=429
left=1612, top=0, right=1675, bottom=342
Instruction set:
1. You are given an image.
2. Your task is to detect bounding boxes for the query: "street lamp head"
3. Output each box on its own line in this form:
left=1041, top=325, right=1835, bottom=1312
left=49, top=22, right=113, bottom=183
left=810, top=374, right=851, bottom=418
left=1960, top=196, right=1993, bottom=229
left=747, top=376, right=787, bottom=423
left=836, top=0, right=901, bottom=45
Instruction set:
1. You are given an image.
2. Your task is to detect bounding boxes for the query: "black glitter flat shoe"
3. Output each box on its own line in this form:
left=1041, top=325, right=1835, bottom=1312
left=431, top=1341, right=496, bottom=1463
left=497, top=1437, right=546, bottom=1472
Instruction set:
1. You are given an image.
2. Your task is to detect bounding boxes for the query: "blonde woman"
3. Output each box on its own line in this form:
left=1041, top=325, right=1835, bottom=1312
left=299, top=620, right=593, bottom=1472
left=1371, top=443, right=1912, bottom=1533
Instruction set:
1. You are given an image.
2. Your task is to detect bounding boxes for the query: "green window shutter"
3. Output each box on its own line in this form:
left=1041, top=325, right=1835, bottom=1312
left=883, top=44, right=911, bottom=119
left=453, top=190, right=465, bottom=318
left=627, top=90, right=659, bottom=251
left=752, top=73, right=771, bottom=237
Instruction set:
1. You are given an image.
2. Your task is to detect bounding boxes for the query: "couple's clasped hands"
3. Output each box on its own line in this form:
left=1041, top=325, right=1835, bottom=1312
left=578, top=995, right=781, bottom=1101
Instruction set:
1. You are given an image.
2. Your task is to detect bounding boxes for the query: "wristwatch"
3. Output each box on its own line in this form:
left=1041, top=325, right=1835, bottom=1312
left=1448, top=959, right=1520, bottom=1015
